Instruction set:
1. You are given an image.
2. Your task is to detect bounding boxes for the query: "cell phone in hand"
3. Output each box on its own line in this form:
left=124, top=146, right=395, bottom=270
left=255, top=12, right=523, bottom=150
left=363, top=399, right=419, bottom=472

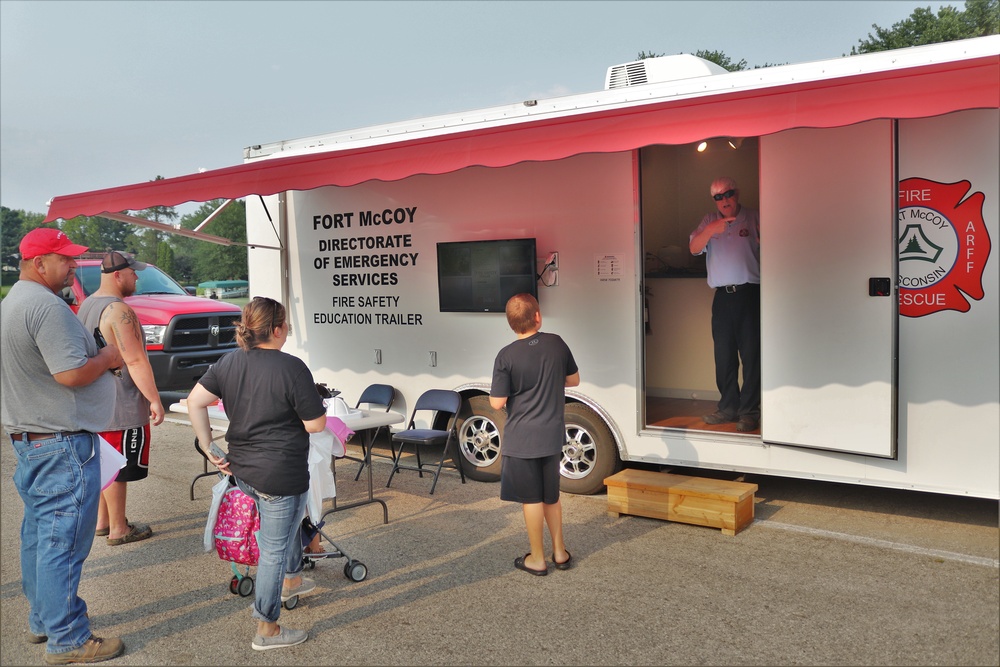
left=92, top=328, right=123, bottom=378
left=208, top=442, right=228, bottom=462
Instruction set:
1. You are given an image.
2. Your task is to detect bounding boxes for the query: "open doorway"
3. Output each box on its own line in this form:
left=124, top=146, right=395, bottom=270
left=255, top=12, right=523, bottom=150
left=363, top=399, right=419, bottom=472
left=639, top=138, right=760, bottom=434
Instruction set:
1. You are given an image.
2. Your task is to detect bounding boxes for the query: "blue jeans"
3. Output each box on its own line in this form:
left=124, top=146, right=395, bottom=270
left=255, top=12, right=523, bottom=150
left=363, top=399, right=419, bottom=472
left=234, top=477, right=307, bottom=624
left=12, top=432, right=100, bottom=654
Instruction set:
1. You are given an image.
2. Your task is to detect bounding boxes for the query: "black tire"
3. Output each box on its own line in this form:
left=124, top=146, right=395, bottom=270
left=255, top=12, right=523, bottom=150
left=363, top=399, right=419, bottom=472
left=559, top=403, right=620, bottom=495
left=456, top=395, right=505, bottom=482
left=237, top=575, right=254, bottom=597
left=229, top=576, right=240, bottom=595
left=283, top=596, right=298, bottom=610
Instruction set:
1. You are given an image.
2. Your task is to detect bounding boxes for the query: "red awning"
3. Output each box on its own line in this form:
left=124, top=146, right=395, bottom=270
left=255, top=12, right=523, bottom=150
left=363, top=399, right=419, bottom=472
left=44, top=55, right=998, bottom=223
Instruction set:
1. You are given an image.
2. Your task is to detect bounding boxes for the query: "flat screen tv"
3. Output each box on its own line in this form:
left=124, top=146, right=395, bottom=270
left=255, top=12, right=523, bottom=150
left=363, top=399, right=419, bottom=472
left=437, top=238, right=538, bottom=312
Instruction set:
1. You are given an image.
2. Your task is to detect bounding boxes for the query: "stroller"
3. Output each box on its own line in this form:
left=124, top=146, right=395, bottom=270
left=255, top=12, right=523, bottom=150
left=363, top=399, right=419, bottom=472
left=203, top=440, right=369, bottom=610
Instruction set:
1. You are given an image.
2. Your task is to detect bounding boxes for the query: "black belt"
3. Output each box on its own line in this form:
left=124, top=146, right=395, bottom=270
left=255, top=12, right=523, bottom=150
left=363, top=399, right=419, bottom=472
left=717, top=283, right=759, bottom=293
left=10, top=431, right=87, bottom=442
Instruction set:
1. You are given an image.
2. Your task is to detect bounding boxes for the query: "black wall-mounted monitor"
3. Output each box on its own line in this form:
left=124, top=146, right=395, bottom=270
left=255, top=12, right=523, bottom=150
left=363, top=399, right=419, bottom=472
left=436, top=238, right=538, bottom=312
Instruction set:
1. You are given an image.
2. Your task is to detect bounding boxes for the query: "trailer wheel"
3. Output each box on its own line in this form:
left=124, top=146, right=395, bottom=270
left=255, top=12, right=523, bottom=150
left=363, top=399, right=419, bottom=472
left=456, top=395, right=505, bottom=482
left=559, top=403, right=619, bottom=495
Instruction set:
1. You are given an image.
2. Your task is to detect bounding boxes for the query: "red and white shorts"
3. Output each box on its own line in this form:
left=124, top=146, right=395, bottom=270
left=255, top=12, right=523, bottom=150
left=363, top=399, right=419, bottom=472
left=99, top=424, right=151, bottom=482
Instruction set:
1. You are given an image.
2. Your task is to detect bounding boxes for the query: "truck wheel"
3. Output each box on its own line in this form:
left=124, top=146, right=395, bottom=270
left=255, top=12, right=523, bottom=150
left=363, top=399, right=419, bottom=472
left=456, top=396, right=505, bottom=482
left=559, top=403, right=620, bottom=495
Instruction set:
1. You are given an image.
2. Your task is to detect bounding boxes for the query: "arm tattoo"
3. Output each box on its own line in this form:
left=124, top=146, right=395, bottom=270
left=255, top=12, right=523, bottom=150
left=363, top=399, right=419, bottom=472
left=103, top=304, right=143, bottom=354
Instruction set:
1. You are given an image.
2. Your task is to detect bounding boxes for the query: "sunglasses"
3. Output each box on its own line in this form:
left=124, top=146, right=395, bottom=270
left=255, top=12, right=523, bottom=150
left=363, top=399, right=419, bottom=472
left=713, top=189, right=737, bottom=201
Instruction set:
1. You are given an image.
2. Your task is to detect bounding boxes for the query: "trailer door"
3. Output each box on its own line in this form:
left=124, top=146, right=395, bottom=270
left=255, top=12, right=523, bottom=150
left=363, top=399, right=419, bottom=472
left=759, top=120, right=896, bottom=457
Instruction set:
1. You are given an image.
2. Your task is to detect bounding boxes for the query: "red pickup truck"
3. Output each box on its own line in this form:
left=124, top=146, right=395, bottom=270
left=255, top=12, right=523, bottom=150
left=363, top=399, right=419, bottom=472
left=62, top=258, right=242, bottom=391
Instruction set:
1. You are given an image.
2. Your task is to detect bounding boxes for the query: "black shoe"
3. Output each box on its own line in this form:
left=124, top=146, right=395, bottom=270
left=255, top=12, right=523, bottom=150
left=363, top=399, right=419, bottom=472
left=736, top=415, right=759, bottom=432
left=703, top=411, right=737, bottom=425
left=514, top=554, right=548, bottom=576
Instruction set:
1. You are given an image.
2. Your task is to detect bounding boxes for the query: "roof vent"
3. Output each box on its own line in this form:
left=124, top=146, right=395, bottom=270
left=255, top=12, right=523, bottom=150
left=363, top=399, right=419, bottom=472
left=605, top=54, right=729, bottom=90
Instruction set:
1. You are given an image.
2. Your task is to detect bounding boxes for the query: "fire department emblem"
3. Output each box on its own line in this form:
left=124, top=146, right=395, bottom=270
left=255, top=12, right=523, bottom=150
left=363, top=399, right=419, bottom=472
left=898, top=178, right=991, bottom=318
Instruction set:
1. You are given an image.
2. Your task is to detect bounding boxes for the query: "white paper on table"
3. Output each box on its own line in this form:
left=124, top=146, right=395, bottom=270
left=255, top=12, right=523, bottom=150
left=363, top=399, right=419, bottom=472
left=99, top=435, right=127, bottom=491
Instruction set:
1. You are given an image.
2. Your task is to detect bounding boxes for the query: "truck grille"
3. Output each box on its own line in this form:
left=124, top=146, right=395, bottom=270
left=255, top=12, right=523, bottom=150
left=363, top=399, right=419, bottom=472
left=164, top=314, right=241, bottom=351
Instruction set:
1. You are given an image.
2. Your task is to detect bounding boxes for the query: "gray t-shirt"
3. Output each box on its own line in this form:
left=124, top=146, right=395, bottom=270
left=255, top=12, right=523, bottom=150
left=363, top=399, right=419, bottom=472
left=77, top=294, right=151, bottom=430
left=1, top=280, right=115, bottom=434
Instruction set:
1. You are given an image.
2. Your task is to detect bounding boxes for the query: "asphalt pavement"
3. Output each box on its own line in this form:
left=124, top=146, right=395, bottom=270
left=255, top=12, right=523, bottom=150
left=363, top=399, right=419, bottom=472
left=1, top=414, right=997, bottom=666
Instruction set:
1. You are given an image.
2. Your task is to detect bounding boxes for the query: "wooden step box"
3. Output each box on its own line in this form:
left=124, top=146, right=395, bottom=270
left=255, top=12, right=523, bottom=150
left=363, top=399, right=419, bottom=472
left=604, top=469, right=757, bottom=535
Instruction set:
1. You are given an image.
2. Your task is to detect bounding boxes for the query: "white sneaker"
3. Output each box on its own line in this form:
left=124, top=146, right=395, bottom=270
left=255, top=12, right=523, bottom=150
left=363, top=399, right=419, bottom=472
left=252, top=627, right=307, bottom=651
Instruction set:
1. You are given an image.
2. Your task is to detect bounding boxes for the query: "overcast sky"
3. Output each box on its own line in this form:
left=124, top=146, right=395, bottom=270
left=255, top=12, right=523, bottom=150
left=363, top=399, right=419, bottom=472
left=1, top=0, right=963, bottom=217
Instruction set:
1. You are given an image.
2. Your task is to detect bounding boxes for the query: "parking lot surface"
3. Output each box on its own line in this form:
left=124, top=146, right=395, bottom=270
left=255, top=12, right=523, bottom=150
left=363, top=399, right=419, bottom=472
left=2, top=418, right=997, bottom=666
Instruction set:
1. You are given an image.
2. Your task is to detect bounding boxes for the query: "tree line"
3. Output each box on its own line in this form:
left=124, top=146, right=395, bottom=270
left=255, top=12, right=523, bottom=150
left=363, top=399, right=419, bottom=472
left=1, top=195, right=248, bottom=287
left=2, top=0, right=995, bottom=288
left=642, top=0, right=996, bottom=69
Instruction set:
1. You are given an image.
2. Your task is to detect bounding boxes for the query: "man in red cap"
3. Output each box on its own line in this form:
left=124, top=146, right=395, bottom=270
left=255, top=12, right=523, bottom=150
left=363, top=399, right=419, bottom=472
left=1, top=227, right=127, bottom=664
left=78, top=251, right=164, bottom=547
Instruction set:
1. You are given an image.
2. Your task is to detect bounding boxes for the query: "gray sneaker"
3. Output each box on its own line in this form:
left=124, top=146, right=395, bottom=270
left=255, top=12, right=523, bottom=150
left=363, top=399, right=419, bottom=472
left=281, top=576, right=316, bottom=602
left=252, top=627, right=308, bottom=651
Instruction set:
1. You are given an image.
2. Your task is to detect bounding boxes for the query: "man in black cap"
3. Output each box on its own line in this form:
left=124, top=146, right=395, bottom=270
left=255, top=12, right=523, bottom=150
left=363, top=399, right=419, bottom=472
left=77, top=251, right=164, bottom=547
left=1, top=227, right=126, bottom=664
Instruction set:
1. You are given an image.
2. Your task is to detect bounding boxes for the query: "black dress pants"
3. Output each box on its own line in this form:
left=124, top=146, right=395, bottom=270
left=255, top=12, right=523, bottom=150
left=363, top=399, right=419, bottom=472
left=711, top=284, right=761, bottom=419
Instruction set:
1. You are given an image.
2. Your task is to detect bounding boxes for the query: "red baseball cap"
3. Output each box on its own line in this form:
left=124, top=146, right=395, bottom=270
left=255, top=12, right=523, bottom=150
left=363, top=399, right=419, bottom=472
left=19, top=227, right=89, bottom=259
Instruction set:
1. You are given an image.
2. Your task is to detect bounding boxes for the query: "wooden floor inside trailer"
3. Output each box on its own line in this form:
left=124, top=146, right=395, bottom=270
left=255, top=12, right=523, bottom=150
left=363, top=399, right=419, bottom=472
left=644, top=397, right=761, bottom=435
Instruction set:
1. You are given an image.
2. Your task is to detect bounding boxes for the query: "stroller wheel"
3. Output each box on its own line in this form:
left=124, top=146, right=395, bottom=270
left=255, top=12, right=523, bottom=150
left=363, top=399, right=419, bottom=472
left=304, top=558, right=316, bottom=570
left=345, top=560, right=368, bottom=582
left=229, top=576, right=240, bottom=595
left=283, top=595, right=299, bottom=610
left=237, top=575, right=255, bottom=597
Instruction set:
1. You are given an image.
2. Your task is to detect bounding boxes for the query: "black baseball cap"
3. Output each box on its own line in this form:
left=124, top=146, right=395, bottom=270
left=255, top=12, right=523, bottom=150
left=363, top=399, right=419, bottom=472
left=101, top=251, right=147, bottom=273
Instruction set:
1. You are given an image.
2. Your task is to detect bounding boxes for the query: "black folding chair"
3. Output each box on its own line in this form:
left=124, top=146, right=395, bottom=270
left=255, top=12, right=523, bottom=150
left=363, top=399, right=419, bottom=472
left=385, top=389, right=466, bottom=495
left=343, top=384, right=397, bottom=481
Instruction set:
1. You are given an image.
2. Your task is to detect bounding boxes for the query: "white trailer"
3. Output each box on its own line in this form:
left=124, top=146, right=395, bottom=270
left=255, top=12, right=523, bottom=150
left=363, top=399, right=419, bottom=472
left=45, top=37, right=1000, bottom=498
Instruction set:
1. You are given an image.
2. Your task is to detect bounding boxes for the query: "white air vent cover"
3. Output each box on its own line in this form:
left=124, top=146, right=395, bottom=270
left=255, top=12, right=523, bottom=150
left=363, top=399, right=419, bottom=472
left=605, top=54, right=729, bottom=90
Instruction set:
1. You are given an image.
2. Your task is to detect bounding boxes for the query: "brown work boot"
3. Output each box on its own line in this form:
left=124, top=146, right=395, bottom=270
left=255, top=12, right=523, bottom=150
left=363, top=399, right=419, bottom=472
left=703, top=411, right=737, bottom=425
left=44, top=636, right=124, bottom=664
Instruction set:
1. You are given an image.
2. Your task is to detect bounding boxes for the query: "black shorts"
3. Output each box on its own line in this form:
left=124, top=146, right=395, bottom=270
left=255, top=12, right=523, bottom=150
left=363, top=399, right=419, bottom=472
left=98, top=425, right=150, bottom=482
left=500, top=454, right=561, bottom=504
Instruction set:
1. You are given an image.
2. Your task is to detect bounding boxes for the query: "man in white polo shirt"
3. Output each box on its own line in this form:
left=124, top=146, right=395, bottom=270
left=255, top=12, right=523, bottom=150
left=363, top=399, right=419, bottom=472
left=689, top=177, right=761, bottom=433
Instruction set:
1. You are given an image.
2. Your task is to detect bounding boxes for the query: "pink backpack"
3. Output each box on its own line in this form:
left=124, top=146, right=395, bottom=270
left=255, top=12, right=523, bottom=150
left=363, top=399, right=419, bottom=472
left=214, top=484, right=260, bottom=566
